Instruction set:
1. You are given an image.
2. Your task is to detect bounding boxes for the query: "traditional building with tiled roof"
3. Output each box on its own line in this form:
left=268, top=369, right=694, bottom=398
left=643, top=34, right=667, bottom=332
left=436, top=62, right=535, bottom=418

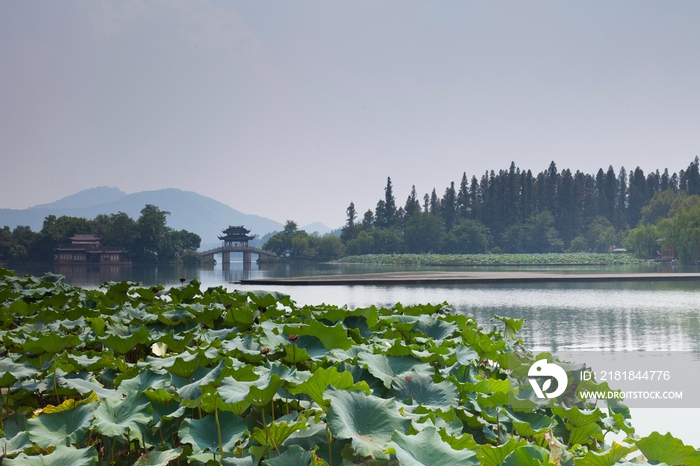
left=55, top=234, right=130, bottom=264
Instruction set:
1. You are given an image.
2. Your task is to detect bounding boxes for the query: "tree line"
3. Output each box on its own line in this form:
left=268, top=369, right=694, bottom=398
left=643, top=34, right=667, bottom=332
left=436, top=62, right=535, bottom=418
left=338, top=157, right=700, bottom=260
left=0, top=205, right=201, bottom=264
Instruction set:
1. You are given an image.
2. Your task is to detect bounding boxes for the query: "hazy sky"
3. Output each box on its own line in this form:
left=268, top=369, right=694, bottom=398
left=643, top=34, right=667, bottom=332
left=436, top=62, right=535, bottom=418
left=1, top=1, right=699, bottom=228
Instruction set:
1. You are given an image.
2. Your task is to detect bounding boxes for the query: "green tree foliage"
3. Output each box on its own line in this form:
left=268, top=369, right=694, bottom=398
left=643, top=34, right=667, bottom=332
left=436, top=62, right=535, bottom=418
left=443, top=219, right=492, bottom=254
left=344, top=158, right=700, bottom=257
left=656, top=201, right=700, bottom=264
left=403, top=186, right=421, bottom=219
left=134, top=205, right=171, bottom=261
left=0, top=206, right=199, bottom=264
left=263, top=221, right=344, bottom=260
left=501, top=212, right=563, bottom=253
left=640, top=191, right=695, bottom=225
left=341, top=202, right=357, bottom=243
left=583, top=216, right=619, bottom=253
left=345, top=230, right=374, bottom=256
left=627, top=224, right=660, bottom=258
left=404, top=212, right=445, bottom=253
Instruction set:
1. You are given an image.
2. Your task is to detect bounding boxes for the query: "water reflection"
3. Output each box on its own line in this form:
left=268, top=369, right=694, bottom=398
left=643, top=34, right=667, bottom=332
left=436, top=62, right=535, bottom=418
left=8, top=261, right=700, bottom=354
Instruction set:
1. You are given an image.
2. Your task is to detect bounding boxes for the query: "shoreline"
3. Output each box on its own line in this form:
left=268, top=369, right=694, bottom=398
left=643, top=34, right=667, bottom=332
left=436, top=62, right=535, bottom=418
left=239, top=271, right=700, bottom=286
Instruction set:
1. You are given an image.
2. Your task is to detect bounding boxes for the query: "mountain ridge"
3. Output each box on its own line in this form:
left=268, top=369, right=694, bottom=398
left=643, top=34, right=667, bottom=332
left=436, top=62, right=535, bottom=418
left=1, top=187, right=288, bottom=249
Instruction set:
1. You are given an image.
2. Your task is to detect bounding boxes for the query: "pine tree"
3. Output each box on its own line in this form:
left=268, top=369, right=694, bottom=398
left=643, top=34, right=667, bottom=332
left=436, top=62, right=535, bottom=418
left=341, top=202, right=357, bottom=242
left=404, top=185, right=421, bottom=218
left=384, top=177, right=397, bottom=226
left=457, top=172, right=470, bottom=218
left=429, top=188, right=440, bottom=215
left=441, top=182, right=457, bottom=229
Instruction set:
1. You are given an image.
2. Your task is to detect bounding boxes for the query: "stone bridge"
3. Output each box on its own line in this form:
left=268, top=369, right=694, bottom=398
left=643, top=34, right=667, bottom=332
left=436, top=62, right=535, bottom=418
left=199, top=245, right=277, bottom=266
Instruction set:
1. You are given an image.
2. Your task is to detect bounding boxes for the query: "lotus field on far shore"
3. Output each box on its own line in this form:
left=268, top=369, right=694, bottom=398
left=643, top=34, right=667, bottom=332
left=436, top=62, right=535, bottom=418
left=0, top=267, right=697, bottom=465
left=337, top=252, right=646, bottom=266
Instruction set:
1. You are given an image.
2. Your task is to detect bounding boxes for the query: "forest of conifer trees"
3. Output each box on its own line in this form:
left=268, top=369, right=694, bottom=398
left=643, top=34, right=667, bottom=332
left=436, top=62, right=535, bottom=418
left=339, top=157, right=700, bottom=260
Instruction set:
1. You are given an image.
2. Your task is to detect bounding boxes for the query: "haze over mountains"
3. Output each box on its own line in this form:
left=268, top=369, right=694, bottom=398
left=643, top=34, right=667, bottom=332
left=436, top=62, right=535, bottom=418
left=1, top=187, right=333, bottom=249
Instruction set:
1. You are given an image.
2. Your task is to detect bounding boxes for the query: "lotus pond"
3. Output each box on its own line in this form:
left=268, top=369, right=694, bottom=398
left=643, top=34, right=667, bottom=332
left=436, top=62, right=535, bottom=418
left=0, top=268, right=698, bottom=465
left=337, top=253, right=646, bottom=266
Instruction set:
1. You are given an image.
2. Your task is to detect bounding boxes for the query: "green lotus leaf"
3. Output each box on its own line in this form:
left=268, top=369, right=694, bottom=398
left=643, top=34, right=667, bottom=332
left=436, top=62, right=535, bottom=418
left=453, top=345, right=479, bottom=365
left=218, top=376, right=256, bottom=405
left=3, top=445, right=98, bottom=466
left=26, top=400, right=97, bottom=449
left=132, top=447, right=183, bottom=466
left=22, top=333, right=82, bottom=355
left=573, top=441, right=637, bottom=466
left=198, top=380, right=249, bottom=416
left=93, top=394, right=152, bottom=440
left=156, top=329, right=194, bottom=352
left=568, top=422, right=603, bottom=447
left=0, top=413, right=32, bottom=455
left=387, top=426, right=479, bottom=466
left=0, top=359, right=37, bottom=387
left=115, top=304, right=158, bottom=324
left=177, top=360, right=225, bottom=400
left=162, top=350, right=213, bottom=378
left=357, top=353, right=433, bottom=389
left=412, top=317, right=458, bottom=341
left=476, top=437, right=528, bottom=466
left=188, top=452, right=255, bottom=465
left=247, top=374, right=285, bottom=408
left=635, top=432, right=700, bottom=466
left=504, top=410, right=557, bottom=437
left=100, top=326, right=150, bottom=354
left=150, top=398, right=186, bottom=429
left=246, top=290, right=289, bottom=308
left=284, top=320, right=354, bottom=350
left=288, top=365, right=370, bottom=411
left=251, top=416, right=308, bottom=451
left=61, top=373, right=117, bottom=398
left=158, top=308, right=195, bottom=325
left=178, top=411, right=248, bottom=454
left=326, top=387, right=410, bottom=458
left=118, top=370, right=172, bottom=397
left=502, top=445, right=551, bottom=466
left=389, top=371, right=458, bottom=412
left=261, top=445, right=315, bottom=466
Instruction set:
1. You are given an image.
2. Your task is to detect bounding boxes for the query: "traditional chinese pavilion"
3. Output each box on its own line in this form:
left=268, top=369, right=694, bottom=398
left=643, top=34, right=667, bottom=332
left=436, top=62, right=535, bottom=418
left=55, top=234, right=129, bottom=264
left=218, top=226, right=256, bottom=247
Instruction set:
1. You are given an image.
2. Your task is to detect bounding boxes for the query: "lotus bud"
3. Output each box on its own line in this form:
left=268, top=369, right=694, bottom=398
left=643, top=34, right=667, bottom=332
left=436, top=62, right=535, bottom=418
left=287, top=334, right=299, bottom=343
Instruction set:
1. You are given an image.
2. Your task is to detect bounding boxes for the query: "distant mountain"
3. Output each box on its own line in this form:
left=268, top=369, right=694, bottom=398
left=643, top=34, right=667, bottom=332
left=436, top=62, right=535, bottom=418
left=0, top=188, right=284, bottom=250
left=301, top=222, right=333, bottom=236
left=29, top=187, right=127, bottom=210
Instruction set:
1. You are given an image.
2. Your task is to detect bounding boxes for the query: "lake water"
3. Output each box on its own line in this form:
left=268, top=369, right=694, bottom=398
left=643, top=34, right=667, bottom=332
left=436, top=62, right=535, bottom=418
left=8, top=260, right=700, bottom=447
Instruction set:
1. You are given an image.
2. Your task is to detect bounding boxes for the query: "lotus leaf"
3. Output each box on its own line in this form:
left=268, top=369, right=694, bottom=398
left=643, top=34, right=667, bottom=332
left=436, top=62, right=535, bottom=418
left=357, top=353, right=433, bottom=389
left=22, top=333, right=81, bottom=355
left=284, top=320, right=354, bottom=351
left=3, top=445, right=98, bottom=466
left=0, top=413, right=32, bottom=455
left=26, top=399, right=97, bottom=448
left=132, top=447, right=183, bottom=466
left=288, top=366, right=369, bottom=410
left=261, top=445, right=316, bottom=466
left=178, top=411, right=248, bottom=454
left=635, top=432, right=700, bottom=466
left=388, top=426, right=479, bottom=466
left=326, top=388, right=410, bottom=458
left=389, top=371, right=458, bottom=412
left=93, top=394, right=152, bottom=441
left=502, top=445, right=551, bottom=466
